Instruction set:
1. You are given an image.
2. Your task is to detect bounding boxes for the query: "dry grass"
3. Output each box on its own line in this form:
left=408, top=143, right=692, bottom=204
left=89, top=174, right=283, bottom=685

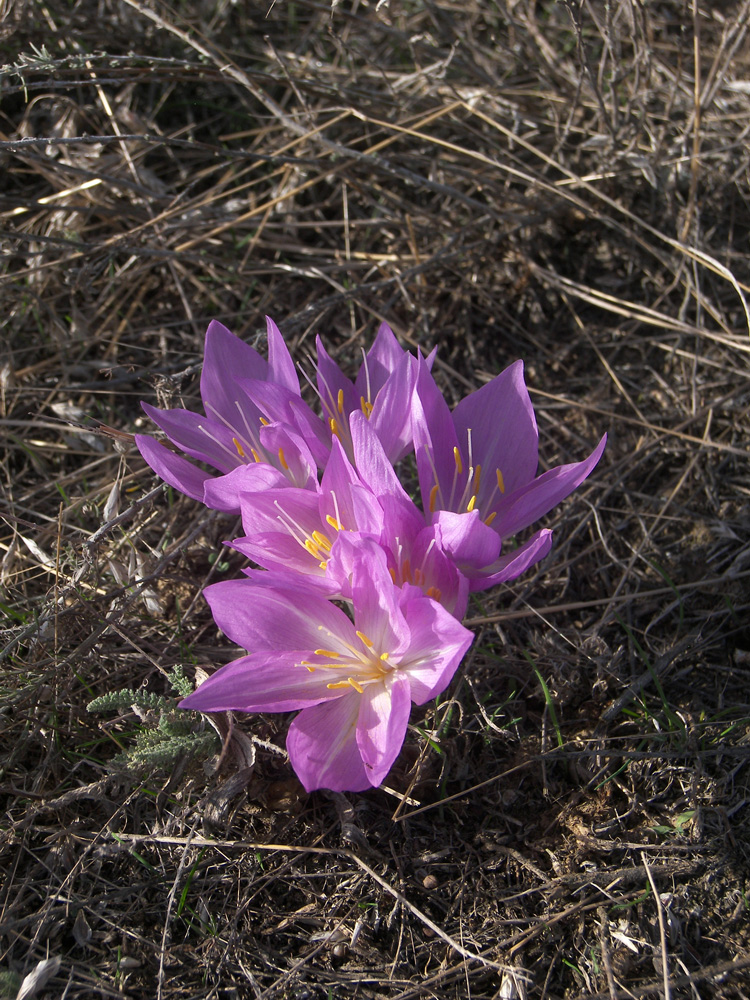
left=2, top=0, right=750, bottom=996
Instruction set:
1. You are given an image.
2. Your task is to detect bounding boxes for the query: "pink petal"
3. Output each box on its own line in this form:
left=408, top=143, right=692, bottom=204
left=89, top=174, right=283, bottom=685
left=355, top=321, right=405, bottom=399
left=203, top=579, right=358, bottom=654
left=178, top=651, right=338, bottom=713
left=350, top=411, right=412, bottom=503
left=287, top=694, right=370, bottom=792
left=201, top=320, right=267, bottom=430
left=413, top=358, right=461, bottom=507
left=350, top=541, right=410, bottom=654
left=319, top=438, right=383, bottom=535
left=368, top=352, right=418, bottom=462
left=203, top=463, right=289, bottom=513
left=467, top=529, right=553, bottom=590
left=452, top=360, right=539, bottom=499
left=315, top=336, right=357, bottom=421
left=265, top=316, right=300, bottom=395
left=135, top=435, right=211, bottom=502
left=432, top=509, right=502, bottom=570
left=396, top=596, right=474, bottom=703
left=356, top=674, right=411, bottom=787
left=490, top=434, right=607, bottom=538
left=141, top=402, right=240, bottom=473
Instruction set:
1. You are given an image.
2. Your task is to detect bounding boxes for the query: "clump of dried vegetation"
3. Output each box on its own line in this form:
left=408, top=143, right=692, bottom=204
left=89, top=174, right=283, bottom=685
left=2, top=0, right=750, bottom=997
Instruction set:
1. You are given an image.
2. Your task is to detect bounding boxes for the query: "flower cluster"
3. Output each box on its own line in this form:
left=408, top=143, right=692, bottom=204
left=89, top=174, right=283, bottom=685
left=136, top=318, right=606, bottom=792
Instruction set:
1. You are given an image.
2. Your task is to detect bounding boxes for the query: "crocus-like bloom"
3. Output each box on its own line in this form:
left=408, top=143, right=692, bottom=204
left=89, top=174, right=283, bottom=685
left=231, top=435, right=385, bottom=596
left=179, top=543, right=473, bottom=792
left=135, top=318, right=317, bottom=512
left=232, top=414, right=470, bottom=615
left=413, top=358, right=606, bottom=589
left=236, top=321, right=430, bottom=471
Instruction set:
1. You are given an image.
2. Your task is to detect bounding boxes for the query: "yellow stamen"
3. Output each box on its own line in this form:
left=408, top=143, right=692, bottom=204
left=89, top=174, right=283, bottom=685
left=315, top=649, right=340, bottom=658
left=277, top=447, right=289, bottom=470
left=426, top=586, right=442, bottom=601
left=401, top=559, right=412, bottom=582
left=484, top=511, right=497, bottom=527
left=337, top=388, right=344, bottom=414
left=429, top=484, right=439, bottom=513
left=389, top=567, right=396, bottom=583
left=232, top=437, right=245, bottom=458
left=360, top=396, right=373, bottom=418
left=250, top=448, right=261, bottom=463
left=319, top=560, right=328, bottom=569
left=326, top=514, right=343, bottom=531
left=304, top=539, right=320, bottom=557
left=356, top=630, right=374, bottom=647
left=311, top=530, right=332, bottom=551
left=260, top=417, right=269, bottom=427
left=326, top=678, right=364, bottom=693
left=329, top=416, right=340, bottom=437
left=380, top=652, right=389, bottom=661
left=496, top=469, right=505, bottom=494
left=453, top=447, right=463, bottom=474
left=473, top=464, right=482, bottom=492
left=467, top=495, right=476, bottom=513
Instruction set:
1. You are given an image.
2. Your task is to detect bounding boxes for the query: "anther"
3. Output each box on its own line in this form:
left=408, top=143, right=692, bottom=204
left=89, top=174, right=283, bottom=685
left=453, top=447, right=463, bottom=475
left=484, top=511, right=497, bottom=526
left=356, top=630, right=374, bottom=647
left=496, top=469, right=505, bottom=494
left=311, top=531, right=332, bottom=554
left=429, top=484, right=439, bottom=513
left=337, top=388, right=344, bottom=414
left=232, top=437, right=246, bottom=458
left=278, top=447, right=289, bottom=470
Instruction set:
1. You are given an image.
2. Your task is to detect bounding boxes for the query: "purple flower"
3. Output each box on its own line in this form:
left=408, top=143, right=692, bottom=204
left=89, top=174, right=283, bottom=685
left=232, top=415, right=470, bottom=614
left=135, top=318, right=316, bottom=512
left=413, top=358, right=606, bottom=588
left=314, top=322, right=429, bottom=464
left=179, top=542, right=473, bottom=792
left=236, top=321, right=429, bottom=471
left=230, top=436, right=384, bottom=596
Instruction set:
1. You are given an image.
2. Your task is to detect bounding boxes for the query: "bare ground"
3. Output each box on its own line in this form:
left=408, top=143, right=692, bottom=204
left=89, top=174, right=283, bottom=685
left=1, top=1, right=750, bottom=997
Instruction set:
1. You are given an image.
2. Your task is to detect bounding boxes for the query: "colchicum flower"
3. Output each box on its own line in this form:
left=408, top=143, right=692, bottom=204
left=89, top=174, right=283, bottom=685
left=179, top=543, right=473, bottom=792
left=412, top=357, right=607, bottom=589
left=135, top=312, right=607, bottom=793
left=235, top=320, right=430, bottom=472
left=135, top=318, right=316, bottom=512
left=230, top=435, right=385, bottom=597
left=231, top=415, right=470, bottom=614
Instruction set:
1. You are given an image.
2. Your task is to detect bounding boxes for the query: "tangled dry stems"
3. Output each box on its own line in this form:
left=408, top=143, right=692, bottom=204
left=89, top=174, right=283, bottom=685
left=1, top=0, right=750, bottom=997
